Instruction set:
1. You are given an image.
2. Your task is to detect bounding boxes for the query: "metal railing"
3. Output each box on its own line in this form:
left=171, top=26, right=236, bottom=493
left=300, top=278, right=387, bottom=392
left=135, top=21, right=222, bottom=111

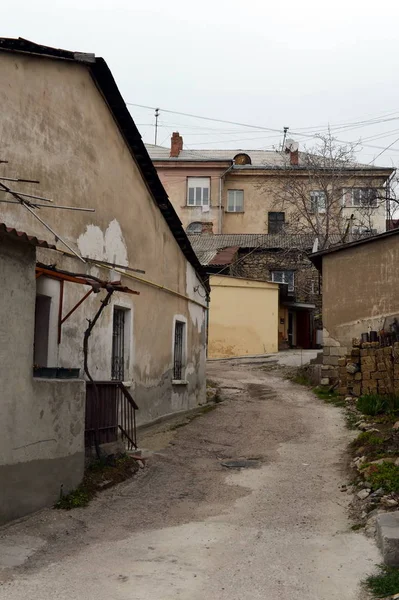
left=85, top=381, right=138, bottom=451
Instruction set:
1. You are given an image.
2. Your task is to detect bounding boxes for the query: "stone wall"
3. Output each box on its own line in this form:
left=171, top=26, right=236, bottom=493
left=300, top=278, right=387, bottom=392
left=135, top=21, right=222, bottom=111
left=320, top=345, right=347, bottom=385
left=231, top=248, right=322, bottom=326
left=338, top=340, right=399, bottom=397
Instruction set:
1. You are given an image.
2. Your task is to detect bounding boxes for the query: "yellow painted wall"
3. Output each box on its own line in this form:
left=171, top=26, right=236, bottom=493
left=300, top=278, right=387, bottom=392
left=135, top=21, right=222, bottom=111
left=208, top=275, right=279, bottom=358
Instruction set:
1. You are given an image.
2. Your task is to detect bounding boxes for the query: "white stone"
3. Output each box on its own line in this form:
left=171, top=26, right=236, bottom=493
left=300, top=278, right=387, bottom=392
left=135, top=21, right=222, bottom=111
left=357, top=489, right=371, bottom=500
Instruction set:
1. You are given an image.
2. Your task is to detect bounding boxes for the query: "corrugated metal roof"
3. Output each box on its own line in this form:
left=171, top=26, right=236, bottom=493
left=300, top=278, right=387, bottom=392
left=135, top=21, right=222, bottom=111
left=188, top=233, right=328, bottom=253
left=0, top=223, right=56, bottom=249
left=208, top=246, right=239, bottom=266
left=146, top=144, right=393, bottom=172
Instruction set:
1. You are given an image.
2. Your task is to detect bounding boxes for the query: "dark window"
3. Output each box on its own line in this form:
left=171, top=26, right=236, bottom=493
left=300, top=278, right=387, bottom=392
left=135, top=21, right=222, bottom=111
left=34, top=294, right=51, bottom=367
left=173, top=321, right=185, bottom=380
left=112, top=308, right=125, bottom=380
left=268, top=212, right=285, bottom=233
left=186, top=221, right=202, bottom=234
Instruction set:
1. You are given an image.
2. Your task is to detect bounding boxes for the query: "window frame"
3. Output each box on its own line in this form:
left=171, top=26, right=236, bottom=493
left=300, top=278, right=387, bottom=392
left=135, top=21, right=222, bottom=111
left=111, top=305, right=132, bottom=383
left=186, top=221, right=202, bottom=234
left=187, top=177, right=211, bottom=207
left=268, top=211, right=285, bottom=234
left=226, top=189, right=244, bottom=213
left=172, top=316, right=187, bottom=384
left=310, top=190, right=327, bottom=214
left=343, top=188, right=379, bottom=208
left=271, top=270, right=295, bottom=292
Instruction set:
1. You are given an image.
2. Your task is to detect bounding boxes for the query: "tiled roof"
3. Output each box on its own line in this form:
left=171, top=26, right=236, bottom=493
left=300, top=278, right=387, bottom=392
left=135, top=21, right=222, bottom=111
left=188, top=233, right=326, bottom=253
left=0, top=223, right=56, bottom=249
left=146, top=144, right=392, bottom=172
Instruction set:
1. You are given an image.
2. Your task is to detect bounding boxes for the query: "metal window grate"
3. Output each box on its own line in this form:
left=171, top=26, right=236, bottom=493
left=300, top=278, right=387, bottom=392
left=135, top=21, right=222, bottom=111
left=112, top=308, right=125, bottom=381
left=173, top=321, right=185, bottom=380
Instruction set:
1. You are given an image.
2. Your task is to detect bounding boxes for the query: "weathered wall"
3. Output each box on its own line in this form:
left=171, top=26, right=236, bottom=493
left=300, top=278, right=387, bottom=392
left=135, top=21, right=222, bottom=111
left=231, top=248, right=322, bottom=324
left=156, top=164, right=228, bottom=233
left=0, top=238, right=85, bottom=524
left=322, top=235, right=399, bottom=350
left=0, top=52, right=207, bottom=426
left=208, top=275, right=279, bottom=358
left=154, top=165, right=388, bottom=235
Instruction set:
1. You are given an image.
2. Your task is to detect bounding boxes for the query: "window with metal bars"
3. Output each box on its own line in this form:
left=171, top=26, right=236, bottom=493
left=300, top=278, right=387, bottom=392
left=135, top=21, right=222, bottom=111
left=173, top=321, right=185, bottom=380
left=112, top=308, right=125, bottom=381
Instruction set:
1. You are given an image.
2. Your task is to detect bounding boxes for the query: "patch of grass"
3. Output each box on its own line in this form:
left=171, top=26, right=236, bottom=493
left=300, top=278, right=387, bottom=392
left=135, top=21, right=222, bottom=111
left=351, top=523, right=365, bottom=531
left=352, top=431, right=384, bottom=449
left=292, top=373, right=311, bottom=386
left=345, top=411, right=358, bottom=430
left=366, top=461, right=399, bottom=493
left=55, top=454, right=139, bottom=510
left=55, top=487, right=92, bottom=509
left=313, top=386, right=345, bottom=406
left=365, top=565, right=399, bottom=598
left=357, top=393, right=399, bottom=417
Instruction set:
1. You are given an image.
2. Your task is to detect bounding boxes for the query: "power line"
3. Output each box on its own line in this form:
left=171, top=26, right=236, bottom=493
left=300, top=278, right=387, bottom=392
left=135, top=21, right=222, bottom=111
left=369, top=136, right=399, bottom=164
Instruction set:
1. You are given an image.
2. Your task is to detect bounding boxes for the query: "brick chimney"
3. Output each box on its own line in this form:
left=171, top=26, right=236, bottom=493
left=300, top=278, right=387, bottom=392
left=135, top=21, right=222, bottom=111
left=290, top=149, right=299, bottom=166
left=170, top=132, right=183, bottom=157
left=201, top=222, right=213, bottom=235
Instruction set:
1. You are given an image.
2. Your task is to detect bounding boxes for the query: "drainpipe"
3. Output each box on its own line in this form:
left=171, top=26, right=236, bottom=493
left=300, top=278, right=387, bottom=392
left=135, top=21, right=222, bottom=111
left=218, top=162, right=234, bottom=234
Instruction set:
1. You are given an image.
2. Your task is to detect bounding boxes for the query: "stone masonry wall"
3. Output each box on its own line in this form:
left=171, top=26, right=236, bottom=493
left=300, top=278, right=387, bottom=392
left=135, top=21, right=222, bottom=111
left=231, top=249, right=322, bottom=327
left=338, top=340, right=399, bottom=397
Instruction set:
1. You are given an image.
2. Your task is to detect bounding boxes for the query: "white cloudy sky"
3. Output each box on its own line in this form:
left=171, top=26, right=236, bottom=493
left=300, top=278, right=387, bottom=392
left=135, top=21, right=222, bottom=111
left=2, top=0, right=399, bottom=166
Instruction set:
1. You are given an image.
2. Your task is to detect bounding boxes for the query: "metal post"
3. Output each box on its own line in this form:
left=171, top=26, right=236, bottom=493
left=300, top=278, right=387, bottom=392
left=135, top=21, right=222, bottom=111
left=155, top=108, right=160, bottom=145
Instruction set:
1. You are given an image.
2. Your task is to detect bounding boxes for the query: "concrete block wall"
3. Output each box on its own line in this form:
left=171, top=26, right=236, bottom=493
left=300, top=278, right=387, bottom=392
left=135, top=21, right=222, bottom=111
left=320, top=345, right=347, bottom=385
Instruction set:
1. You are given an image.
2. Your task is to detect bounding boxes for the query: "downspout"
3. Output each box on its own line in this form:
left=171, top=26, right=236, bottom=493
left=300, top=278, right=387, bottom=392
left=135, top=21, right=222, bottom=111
left=219, top=161, right=234, bottom=234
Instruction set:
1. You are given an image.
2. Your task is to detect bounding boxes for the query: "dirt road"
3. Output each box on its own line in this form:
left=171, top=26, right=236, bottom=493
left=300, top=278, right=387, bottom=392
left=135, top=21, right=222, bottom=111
left=0, top=358, right=380, bottom=599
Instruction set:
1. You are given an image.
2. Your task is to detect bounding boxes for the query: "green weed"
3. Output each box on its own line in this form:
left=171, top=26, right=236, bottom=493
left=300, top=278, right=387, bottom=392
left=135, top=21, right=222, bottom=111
left=365, top=565, right=399, bottom=597
left=357, top=393, right=399, bottom=417
left=367, top=462, right=399, bottom=493
left=351, top=431, right=383, bottom=448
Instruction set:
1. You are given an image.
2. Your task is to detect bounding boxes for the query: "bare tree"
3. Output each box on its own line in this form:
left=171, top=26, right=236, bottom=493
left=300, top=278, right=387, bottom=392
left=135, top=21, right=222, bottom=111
left=261, top=132, right=392, bottom=249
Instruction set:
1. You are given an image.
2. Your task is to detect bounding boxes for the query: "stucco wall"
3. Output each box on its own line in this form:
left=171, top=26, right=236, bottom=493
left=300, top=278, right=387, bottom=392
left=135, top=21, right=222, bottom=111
left=154, top=166, right=388, bottom=235
left=0, top=239, right=85, bottom=524
left=322, top=235, right=399, bottom=350
left=0, top=52, right=207, bottom=426
left=208, top=275, right=279, bottom=358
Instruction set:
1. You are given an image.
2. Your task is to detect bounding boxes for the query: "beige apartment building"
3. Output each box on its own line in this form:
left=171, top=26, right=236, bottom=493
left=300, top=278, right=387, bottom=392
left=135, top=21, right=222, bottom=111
left=146, top=133, right=394, bottom=237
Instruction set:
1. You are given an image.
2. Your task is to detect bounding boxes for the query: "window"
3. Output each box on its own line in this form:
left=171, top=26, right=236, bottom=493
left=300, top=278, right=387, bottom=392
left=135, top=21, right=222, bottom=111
left=34, top=294, right=52, bottom=367
left=226, top=190, right=244, bottom=212
left=233, top=153, right=251, bottom=165
left=310, top=191, right=326, bottom=214
left=112, top=308, right=126, bottom=380
left=186, top=222, right=202, bottom=234
left=268, top=212, right=285, bottom=233
left=173, top=321, right=186, bottom=380
left=271, top=270, right=295, bottom=292
left=344, top=188, right=379, bottom=207
left=187, top=177, right=210, bottom=207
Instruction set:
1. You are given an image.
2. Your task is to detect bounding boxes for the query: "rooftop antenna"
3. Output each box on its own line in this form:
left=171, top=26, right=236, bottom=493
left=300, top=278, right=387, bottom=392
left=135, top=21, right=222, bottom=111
left=0, top=162, right=96, bottom=263
left=282, top=126, right=289, bottom=151
left=154, top=108, right=160, bottom=145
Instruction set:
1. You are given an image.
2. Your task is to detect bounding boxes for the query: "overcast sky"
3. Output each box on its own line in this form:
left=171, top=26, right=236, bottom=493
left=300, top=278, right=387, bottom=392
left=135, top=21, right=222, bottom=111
left=2, top=0, right=399, bottom=166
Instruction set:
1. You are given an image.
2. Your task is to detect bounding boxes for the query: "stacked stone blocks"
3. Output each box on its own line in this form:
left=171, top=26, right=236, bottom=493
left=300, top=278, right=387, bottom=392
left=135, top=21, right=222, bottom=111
left=338, top=339, right=399, bottom=397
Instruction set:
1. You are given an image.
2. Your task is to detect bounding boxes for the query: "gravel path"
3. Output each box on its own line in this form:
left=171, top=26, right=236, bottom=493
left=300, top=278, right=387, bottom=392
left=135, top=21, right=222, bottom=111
left=0, top=359, right=379, bottom=599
